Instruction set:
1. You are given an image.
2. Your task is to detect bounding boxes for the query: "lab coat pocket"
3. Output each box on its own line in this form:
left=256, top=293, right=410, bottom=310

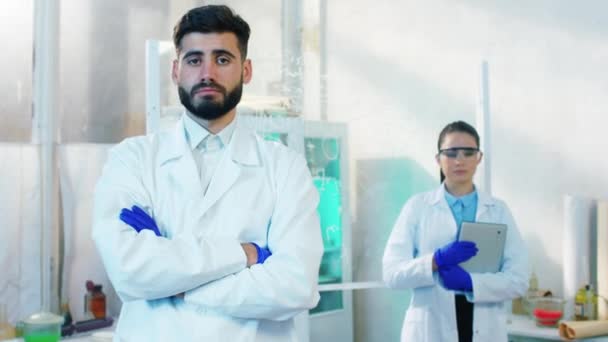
left=473, top=303, right=508, bottom=342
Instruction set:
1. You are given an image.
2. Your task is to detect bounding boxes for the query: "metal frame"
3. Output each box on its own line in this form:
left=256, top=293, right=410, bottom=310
left=305, top=121, right=354, bottom=342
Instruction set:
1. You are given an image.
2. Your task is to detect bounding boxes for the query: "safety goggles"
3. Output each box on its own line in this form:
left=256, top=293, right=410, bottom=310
left=437, top=147, right=481, bottom=159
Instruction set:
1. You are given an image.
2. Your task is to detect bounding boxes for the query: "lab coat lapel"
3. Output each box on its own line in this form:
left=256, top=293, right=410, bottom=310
left=198, top=152, right=240, bottom=215
left=198, top=120, right=261, bottom=215
left=430, top=184, right=459, bottom=238
left=475, top=190, right=495, bottom=221
left=157, top=117, right=203, bottom=198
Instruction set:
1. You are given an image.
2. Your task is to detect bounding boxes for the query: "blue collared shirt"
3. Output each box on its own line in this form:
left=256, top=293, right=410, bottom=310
left=444, top=185, right=478, bottom=237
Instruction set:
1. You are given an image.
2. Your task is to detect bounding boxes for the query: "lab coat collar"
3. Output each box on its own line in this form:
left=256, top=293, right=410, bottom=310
left=475, top=189, right=496, bottom=219
left=429, top=184, right=448, bottom=206
left=157, top=114, right=262, bottom=167
left=155, top=113, right=263, bottom=215
left=429, top=183, right=496, bottom=211
left=229, top=117, right=263, bottom=167
left=182, top=112, right=211, bottom=150
left=156, top=116, right=190, bottom=166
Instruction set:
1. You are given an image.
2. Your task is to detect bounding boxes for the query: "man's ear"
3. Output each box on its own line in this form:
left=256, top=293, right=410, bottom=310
left=171, top=59, right=179, bottom=84
left=242, top=59, right=252, bottom=84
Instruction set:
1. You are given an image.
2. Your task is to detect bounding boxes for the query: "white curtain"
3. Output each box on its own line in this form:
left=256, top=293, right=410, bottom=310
left=59, top=143, right=121, bottom=321
left=0, top=144, right=42, bottom=323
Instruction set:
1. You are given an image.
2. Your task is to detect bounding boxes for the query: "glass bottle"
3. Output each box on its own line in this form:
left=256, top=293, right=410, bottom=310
left=0, top=303, right=16, bottom=339
left=89, top=285, right=106, bottom=319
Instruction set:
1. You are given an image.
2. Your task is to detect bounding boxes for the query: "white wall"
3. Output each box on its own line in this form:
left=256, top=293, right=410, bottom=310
left=325, top=1, right=608, bottom=341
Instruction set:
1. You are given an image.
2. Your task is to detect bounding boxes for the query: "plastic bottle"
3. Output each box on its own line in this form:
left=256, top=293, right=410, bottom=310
left=529, top=271, right=539, bottom=292
left=61, top=302, right=73, bottom=326
left=524, top=271, right=539, bottom=315
left=585, top=285, right=595, bottom=320
left=575, top=286, right=587, bottom=320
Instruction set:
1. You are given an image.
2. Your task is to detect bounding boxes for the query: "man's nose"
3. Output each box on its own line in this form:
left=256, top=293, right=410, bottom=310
left=199, top=60, right=218, bottom=80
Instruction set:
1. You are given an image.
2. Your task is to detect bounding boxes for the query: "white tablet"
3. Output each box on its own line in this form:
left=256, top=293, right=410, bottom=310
left=458, top=221, right=507, bottom=273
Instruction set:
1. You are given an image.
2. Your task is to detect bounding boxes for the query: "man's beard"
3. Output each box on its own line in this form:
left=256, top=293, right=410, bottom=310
left=178, top=79, right=243, bottom=121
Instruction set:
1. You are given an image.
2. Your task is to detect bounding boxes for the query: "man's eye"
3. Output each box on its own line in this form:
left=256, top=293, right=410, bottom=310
left=217, top=56, right=230, bottom=65
left=186, top=58, right=201, bottom=65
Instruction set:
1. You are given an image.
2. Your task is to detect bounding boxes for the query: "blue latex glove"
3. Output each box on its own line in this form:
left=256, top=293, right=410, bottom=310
left=251, top=242, right=272, bottom=264
left=434, top=241, right=478, bottom=268
left=119, top=205, right=162, bottom=237
left=439, top=265, right=473, bottom=292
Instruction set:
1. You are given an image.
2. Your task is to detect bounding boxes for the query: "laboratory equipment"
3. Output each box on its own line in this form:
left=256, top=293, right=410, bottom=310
left=305, top=121, right=353, bottom=342
left=22, top=312, right=63, bottom=342
left=575, top=284, right=598, bottom=321
left=0, top=303, right=16, bottom=339
left=530, top=297, right=565, bottom=327
left=73, top=317, right=113, bottom=333
left=61, top=317, right=114, bottom=337
left=84, top=281, right=106, bottom=319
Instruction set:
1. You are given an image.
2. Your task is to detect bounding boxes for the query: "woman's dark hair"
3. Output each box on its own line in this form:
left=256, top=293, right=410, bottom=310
left=173, top=5, right=251, bottom=60
left=437, top=120, right=480, bottom=183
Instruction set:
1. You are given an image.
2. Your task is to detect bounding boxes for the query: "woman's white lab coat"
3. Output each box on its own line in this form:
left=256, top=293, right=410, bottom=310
left=382, top=185, right=529, bottom=342
left=92, top=117, right=323, bottom=341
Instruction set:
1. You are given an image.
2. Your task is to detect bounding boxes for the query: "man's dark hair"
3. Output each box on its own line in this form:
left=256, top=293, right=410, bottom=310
left=173, top=5, right=251, bottom=59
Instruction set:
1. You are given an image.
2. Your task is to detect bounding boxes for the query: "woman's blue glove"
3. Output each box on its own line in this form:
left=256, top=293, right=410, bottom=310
left=251, top=242, right=272, bottom=264
left=439, top=265, right=473, bottom=292
left=434, top=241, right=478, bottom=268
left=119, top=205, right=162, bottom=237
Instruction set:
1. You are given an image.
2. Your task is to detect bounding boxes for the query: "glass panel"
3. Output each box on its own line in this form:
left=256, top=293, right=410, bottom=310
left=262, top=132, right=289, bottom=146
left=59, top=0, right=172, bottom=142
left=310, top=291, right=343, bottom=315
left=306, top=137, right=345, bottom=313
left=0, top=1, right=33, bottom=142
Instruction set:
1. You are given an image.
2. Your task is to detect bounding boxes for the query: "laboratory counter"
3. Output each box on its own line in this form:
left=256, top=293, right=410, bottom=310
left=5, top=314, right=608, bottom=341
left=4, top=321, right=114, bottom=342
left=508, top=315, right=608, bottom=342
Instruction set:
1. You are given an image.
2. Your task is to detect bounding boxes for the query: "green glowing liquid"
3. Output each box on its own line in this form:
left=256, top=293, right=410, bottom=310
left=24, top=331, right=60, bottom=342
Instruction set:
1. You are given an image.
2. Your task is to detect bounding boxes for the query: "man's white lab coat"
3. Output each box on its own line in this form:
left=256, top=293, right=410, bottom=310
left=93, top=116, right=323, bottom=341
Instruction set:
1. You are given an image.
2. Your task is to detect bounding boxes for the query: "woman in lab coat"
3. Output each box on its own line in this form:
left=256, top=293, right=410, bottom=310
left=382, top=120, right=528, bottom=342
